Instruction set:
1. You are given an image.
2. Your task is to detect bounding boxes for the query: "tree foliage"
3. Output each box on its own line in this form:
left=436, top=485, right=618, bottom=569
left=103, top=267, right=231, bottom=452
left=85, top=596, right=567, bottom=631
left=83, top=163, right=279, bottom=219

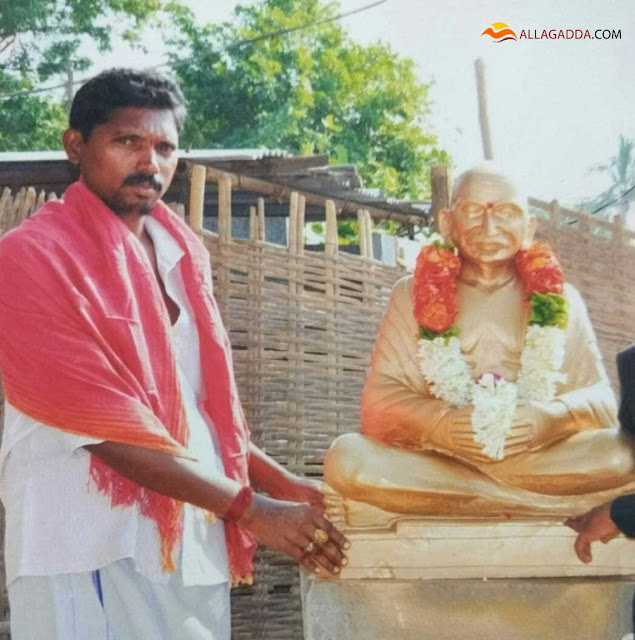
left=0, top=71, right=67, bottom=151
left=0, top=0, right=179, bottom=151
left=0, top=0, right=169, bottom=80
left=581, top=135, right=635, bottom=219
left=0, top=0, right=450, bottom=199
left=168, top=0, right=449, bottom=199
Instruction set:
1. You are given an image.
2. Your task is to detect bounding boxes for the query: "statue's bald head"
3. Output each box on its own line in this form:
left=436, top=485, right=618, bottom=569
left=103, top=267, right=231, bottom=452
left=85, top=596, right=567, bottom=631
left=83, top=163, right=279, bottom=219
left=452, top=164, right=526, bottom=209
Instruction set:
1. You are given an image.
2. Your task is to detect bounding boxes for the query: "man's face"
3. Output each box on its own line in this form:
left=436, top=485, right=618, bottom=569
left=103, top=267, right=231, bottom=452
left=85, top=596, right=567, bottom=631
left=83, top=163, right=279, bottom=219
left=64, top=106, right=179, bottom=216
left=448, top=174, right=532, bottom=265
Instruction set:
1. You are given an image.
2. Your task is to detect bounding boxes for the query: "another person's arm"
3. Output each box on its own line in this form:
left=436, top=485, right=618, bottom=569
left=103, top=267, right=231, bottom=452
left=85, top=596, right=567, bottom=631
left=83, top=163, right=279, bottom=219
left=87, top=441, right=348, bottom=576
left=564, top=494, right=635, bottom=563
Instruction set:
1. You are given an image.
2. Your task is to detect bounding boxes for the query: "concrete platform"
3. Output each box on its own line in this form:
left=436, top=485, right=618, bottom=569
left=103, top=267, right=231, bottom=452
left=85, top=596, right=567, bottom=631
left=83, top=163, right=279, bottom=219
left=330, top=518, right=635, bottom=580
left=301, top=517, right=635, bottom=639
left=301, top=574, right=635, bottom=640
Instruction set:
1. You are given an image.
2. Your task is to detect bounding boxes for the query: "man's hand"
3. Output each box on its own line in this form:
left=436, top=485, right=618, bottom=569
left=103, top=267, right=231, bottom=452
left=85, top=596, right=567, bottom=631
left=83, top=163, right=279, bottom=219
left=564, top=501, right=620, bottom=563
left=238, top=494, right=349, bottom=576
left=270, top=475, right=325, bottom=513
left=248, top=443, right=324, bottom=512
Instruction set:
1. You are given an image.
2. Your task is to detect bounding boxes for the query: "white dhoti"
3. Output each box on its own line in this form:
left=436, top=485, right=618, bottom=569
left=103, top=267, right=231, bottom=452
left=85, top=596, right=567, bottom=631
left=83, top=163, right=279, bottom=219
left=8, top=558, right=230, bottom=640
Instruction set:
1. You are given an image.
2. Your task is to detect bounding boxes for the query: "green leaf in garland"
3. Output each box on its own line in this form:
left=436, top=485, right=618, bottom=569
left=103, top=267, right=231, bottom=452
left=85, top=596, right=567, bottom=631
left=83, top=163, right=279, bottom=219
left=430, top=239, right=456, bottom=252
left=529, top=292, right=568, bottom=328
left=419, top=325, right=460, bottom=342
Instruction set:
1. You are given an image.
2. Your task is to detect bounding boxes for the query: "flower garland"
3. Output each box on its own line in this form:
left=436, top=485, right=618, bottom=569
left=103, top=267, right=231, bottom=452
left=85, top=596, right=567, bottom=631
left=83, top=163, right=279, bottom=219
left=414, top=241, right=568, bottom=460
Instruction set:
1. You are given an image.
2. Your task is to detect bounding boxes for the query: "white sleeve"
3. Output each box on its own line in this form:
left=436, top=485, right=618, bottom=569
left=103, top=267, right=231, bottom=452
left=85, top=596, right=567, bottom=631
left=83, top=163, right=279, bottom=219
left=1, top=401, right=104, bottom=460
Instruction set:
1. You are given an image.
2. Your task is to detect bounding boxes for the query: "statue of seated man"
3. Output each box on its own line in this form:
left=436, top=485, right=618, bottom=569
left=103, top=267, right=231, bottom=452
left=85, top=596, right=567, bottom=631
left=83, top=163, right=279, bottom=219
left=325, top=164, right=635, bottom=523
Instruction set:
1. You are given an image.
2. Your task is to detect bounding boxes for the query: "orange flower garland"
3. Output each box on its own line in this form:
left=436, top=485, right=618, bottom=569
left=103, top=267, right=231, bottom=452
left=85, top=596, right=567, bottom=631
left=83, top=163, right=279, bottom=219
left=514, top=241, right=564, bottom=296
left=414, top=241, right=566, bottom=334
left=413, top=244, right=461, bottom=333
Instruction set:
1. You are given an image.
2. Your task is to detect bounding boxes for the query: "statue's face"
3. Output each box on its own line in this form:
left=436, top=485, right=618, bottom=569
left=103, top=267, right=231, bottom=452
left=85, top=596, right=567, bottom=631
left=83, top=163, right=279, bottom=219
left=447, top=172, right=532, bottom=265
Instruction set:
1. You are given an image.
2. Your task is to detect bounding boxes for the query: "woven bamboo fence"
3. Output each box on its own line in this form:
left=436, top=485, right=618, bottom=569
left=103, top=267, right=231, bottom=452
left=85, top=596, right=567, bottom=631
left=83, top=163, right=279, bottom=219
left=529, top=196, right=635, bottom=390
left=1, top=167, right=635, bottom=638
left=186, top=165, right=408, bottom=638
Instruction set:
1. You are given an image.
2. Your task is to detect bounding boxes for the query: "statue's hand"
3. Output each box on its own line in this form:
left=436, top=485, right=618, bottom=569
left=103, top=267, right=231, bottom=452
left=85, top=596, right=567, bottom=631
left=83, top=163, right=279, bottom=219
left=448, top=403, right=540, bottom=462
left=503, top=412, right=535, bottom=457
left=446, top=401, right=555, bottom=462
left=446, top=406, right=497, bottom=464
left=512, top=400, right=554, bottom=451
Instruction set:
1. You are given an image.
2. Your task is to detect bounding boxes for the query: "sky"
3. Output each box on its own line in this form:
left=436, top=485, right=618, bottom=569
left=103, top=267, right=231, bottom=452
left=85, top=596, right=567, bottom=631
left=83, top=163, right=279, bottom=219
left=93, top=0, right=634, bottom=209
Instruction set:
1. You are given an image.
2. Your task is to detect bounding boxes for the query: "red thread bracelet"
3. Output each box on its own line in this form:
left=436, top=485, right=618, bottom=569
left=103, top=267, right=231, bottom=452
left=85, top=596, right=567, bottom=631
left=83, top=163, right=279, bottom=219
left=224, top=486, right=254, bottom=523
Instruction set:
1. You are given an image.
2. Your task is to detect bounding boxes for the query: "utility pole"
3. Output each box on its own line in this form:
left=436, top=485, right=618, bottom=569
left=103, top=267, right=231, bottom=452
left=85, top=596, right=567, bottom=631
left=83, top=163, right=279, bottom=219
left=474, top=58, right=493, bottom=161
left=66, top=62, right=74, bottom=114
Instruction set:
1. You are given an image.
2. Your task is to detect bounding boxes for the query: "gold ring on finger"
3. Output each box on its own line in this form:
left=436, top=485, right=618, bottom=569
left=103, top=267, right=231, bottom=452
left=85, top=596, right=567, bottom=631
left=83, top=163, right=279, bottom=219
left=303, top=541, right=315, bottom=554
left=313, top=529, right=329, bottom=545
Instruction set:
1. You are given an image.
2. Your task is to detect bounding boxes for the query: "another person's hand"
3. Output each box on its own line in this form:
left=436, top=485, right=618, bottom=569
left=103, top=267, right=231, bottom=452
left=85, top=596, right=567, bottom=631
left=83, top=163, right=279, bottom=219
left=564, top=501, right=620, bottom=563
left=238, top=494, right=349, bottom=576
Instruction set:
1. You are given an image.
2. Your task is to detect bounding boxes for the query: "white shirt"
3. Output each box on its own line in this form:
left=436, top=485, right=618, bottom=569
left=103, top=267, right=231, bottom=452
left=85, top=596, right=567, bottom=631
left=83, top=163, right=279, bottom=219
left=0, top=217, right=230, bottom=587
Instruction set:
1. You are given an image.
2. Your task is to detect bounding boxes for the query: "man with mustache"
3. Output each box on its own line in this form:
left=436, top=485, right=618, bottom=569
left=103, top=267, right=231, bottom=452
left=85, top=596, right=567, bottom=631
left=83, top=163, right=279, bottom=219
left=0, top=68, right=347, bottom=640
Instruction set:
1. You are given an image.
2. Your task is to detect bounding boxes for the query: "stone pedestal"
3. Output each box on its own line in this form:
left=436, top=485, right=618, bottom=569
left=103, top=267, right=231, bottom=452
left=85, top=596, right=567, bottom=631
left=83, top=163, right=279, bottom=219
left=302, top=574, right=634, bottom=640
left=301, top=517, right=635, bottom=639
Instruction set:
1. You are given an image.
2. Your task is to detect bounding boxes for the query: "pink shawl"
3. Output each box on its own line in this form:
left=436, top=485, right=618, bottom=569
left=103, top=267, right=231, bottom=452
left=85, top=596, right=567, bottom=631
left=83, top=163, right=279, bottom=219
left=0, top=181, right=256, bottom=583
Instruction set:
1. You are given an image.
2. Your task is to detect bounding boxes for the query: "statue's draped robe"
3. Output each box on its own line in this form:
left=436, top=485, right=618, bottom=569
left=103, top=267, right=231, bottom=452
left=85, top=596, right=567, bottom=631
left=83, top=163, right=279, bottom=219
left=355, top=275, right=634, bottom=500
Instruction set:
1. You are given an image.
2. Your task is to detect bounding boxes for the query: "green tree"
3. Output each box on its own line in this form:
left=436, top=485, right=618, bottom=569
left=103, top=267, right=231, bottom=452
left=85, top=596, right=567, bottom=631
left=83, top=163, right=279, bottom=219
left=168, top=0, right=449, bottom=200
left=582, top=135, right=635, bottom=219
left=0, top=0, right=172, bottom=80
left=0, top=71, right=67, bottom=151
left=0, top=0, right=182, bottom=151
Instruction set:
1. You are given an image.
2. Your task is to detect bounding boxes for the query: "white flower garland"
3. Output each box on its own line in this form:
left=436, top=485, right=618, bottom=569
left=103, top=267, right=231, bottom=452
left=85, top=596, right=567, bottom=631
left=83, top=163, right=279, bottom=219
left=417, top=325, right=567, bottom=460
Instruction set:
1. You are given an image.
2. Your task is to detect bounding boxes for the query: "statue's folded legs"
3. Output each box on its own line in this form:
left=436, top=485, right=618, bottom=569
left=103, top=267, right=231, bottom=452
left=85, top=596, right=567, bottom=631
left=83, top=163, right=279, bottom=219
left=326, top=430, right=635, bottom=519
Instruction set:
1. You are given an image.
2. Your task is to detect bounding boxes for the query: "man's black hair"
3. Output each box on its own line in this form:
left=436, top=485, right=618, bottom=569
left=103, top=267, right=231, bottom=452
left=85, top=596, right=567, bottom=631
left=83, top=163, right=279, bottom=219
left=69, top=68, right=187, bottom=140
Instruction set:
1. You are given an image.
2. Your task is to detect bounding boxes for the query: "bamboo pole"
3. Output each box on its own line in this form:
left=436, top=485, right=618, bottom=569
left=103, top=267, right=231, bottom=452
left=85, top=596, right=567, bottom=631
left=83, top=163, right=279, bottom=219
left=364, top=209, right=374, bottom=260
left=475, top=58, right=494, bottom=161
left=0, top=187, right=11, bottom=232
left=288, top=192, right=300, bottom=299
left=324, top=200, right=339, bottom=448
left=357, top=209, right=368, bottom=258
left=218, top=174, right=232, bottom=243
left=431, top=165, right=452, bottom=223
left=288, top=191, right=299, bottom=255
left=189, top=164, right=207, bottom=232
left=325, top=200, right=338, bottom=256
left=257, top=197, right=266, bottom=242
left=296, top=195, right=306, bottom=256
left=287, top=193, right=301, bottom=471
left=249, top=205, right=257, bottom=240
left=549, top=200, right=561, bottom=249
left=35, top=189, right=47, bottom=210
